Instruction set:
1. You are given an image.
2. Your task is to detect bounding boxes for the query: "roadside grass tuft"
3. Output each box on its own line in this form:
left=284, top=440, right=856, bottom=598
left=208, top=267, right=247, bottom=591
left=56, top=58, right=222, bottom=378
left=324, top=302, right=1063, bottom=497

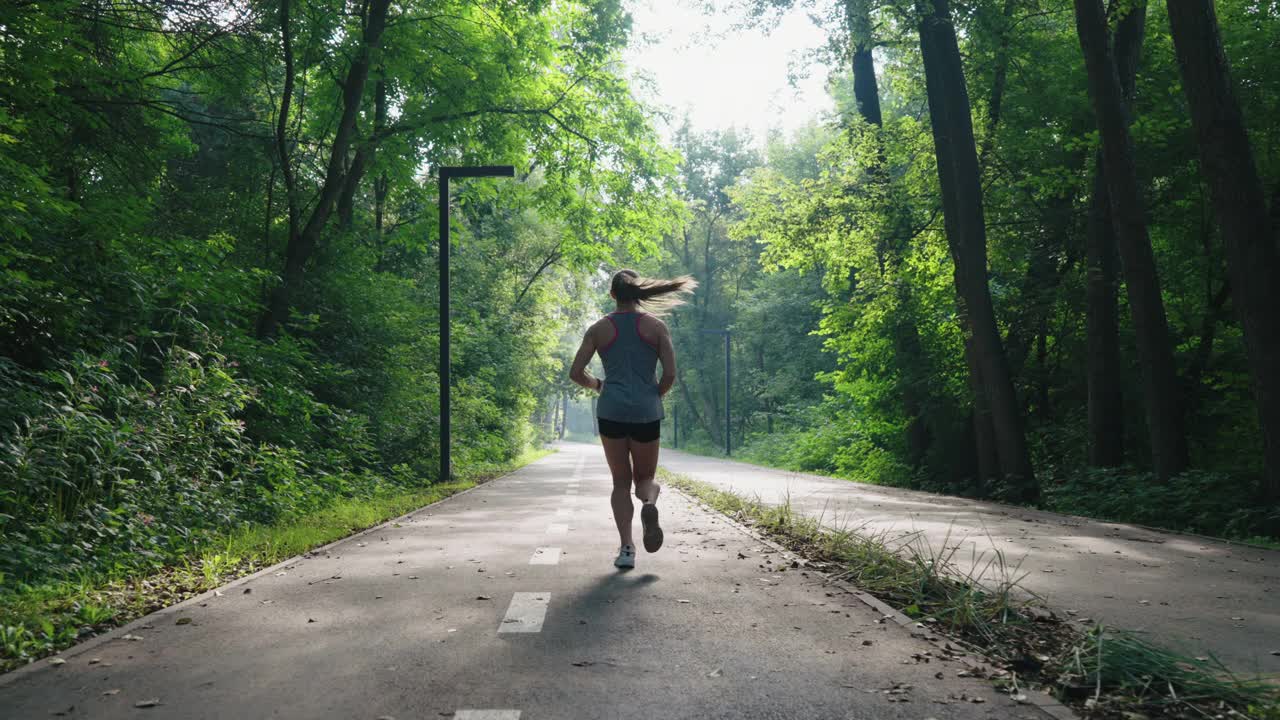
left=1, top=448, right=550, bottom=673
left=661, top=469, right=1280, bottom=720
left=1059, top=627, right=1279, bottom=717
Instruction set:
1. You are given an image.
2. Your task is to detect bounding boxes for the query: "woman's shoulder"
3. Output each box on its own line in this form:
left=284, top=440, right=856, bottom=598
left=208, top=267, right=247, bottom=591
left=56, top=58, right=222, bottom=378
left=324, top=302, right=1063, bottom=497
left=636, top=312, right=668, bottom=334
left=585, top=315, right=616, bottom=341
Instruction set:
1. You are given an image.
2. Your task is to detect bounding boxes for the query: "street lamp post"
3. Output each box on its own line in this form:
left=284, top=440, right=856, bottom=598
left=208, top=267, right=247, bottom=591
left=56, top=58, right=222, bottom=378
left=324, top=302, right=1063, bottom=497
left=700, top=328, right=731, bottom=455
left=439, top=165, right=515, bottom=481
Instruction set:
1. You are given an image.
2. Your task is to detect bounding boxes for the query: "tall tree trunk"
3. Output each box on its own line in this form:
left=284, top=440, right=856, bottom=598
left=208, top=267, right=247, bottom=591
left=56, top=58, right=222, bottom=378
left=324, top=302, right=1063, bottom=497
left=1165, top=0, right=1280, bottom=505
left=337, top=146, right=369, bottom=230
left=337, top=79, right=388, bottom=233
left=1085, top=165, right=1125, bottom=466
left=274, top=0, right=299, bottom=252
left=916, top=0, right=1037, bottom=500
left=978, top=0, right=1016, bottom=165
left=1074, top=0, right=1189, bottom=479
left=679, top=378, right=721, bottom=449
left=257, top=0, right=393, bottom=338
left=845, top=0, right=883, bottom=128
left=1083, top=0, right=1145, bottom=468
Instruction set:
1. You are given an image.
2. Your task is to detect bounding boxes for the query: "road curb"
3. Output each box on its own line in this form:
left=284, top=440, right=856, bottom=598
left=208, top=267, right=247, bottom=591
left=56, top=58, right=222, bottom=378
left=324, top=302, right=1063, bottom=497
left=0, top=456, right=546, bottom=689
left=667, top=481, right=1083, bottom=720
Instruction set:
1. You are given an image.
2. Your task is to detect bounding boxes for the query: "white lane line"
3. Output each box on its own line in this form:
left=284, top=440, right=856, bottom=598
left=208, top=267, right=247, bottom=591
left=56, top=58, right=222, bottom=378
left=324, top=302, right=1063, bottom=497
left=498, top=592, right=550, bottom=633
left=546, top=523, right=569, bottom=535
left=529, top=547, right=561, bottom=565
left=455, top=711, right=521, bottom=720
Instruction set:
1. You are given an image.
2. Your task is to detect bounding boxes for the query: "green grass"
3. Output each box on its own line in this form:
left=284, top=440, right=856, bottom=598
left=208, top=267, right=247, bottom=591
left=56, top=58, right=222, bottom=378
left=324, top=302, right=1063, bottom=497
left=0, top=447, right=551, bottom=672
left=662, top=468, right=1280, bottom=720
left=1061, top=627, right=1280, bottom=718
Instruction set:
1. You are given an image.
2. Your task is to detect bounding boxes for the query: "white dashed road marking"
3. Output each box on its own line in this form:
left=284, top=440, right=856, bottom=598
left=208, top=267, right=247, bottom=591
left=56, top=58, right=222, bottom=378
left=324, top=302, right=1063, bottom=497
left=529, top=547, right=561, bottom=565
left=498, top=592, right=550, bottom=633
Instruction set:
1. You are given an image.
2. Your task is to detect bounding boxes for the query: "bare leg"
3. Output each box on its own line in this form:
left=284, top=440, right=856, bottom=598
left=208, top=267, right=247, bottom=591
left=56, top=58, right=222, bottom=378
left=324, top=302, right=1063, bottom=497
left=601, top=436, right=635, bottom=547
left=630, top=438, right=660, bottom=504
left=631, top=438, right=664, bottom=552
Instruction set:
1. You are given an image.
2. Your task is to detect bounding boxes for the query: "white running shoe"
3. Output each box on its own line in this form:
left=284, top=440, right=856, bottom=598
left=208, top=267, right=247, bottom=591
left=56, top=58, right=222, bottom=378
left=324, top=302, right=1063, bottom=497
left=614, top=544, right=636, bottom=569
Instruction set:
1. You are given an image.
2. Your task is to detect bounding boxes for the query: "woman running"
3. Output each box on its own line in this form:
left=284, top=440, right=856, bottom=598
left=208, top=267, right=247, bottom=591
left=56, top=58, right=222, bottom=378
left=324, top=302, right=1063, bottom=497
left=569, top=269, right=696, bottom=569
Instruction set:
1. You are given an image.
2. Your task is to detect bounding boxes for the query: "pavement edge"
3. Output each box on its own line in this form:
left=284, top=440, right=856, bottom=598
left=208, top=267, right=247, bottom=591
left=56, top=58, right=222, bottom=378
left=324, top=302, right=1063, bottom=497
left=666, top=478, right=1082, bottom=720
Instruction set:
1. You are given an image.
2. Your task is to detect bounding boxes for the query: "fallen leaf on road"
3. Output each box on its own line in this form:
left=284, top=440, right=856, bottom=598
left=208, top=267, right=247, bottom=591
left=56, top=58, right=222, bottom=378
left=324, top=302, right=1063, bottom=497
left=135, top=699, right=161, bottom=708
left=572, top=661, right=594, bottom=667
left=48, top=657, right=66, bottom=666
left=677, top=599, right=691, bottom=603
left=121, top=634, right=143, bottom=641
left=862, top=640, right=873, bottom=646
left=707, top=668, right=722, bottom=678
left=242, top=588, right=251, bottom=594
left=175, top=617, right=192, bottom=625
left=476, top=595, right=492, bottom=600
left=103, top=689, right=120, bottom=696
left=88, top=658, right=101, bottom=665
left=307, top=618, right=317, bottom=623
left=214, top=590, right=224, bottom=597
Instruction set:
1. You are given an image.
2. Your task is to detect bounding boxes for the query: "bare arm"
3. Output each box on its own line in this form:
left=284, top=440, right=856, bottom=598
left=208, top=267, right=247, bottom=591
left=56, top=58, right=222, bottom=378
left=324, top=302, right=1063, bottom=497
left=656, top=322, right=676, bottom=397
left=568, top=329, right=603, bottom=392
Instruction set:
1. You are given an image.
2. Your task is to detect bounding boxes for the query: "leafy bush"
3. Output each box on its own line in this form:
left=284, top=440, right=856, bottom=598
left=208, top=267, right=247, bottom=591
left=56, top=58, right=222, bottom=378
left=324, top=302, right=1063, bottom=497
left=0, top=343, right=257, bottom=582
left=1043, top=466, right=1278, bottom=540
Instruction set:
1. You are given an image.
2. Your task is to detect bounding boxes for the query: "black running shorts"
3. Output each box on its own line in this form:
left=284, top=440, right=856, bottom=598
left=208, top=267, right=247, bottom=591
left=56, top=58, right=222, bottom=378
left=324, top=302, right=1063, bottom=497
left=597, top=418, right=661, bottom=443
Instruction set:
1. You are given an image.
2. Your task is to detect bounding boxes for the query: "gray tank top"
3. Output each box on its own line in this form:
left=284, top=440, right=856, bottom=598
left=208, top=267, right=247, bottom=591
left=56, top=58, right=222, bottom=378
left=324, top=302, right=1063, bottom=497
left=596, top=311, right=665, bottom=423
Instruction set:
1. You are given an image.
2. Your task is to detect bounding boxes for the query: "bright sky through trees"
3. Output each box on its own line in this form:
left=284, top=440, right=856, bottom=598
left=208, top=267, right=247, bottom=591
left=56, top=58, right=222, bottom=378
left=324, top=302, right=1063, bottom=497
left=624, top=0, right=833, bottom=144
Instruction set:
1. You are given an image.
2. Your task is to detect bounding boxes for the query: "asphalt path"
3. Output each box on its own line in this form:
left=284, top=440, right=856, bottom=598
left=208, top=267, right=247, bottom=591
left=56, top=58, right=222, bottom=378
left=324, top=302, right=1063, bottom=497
left=656, top=446, right=1280, bottom=676
left=0, top=444, right=1041, bottom=719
